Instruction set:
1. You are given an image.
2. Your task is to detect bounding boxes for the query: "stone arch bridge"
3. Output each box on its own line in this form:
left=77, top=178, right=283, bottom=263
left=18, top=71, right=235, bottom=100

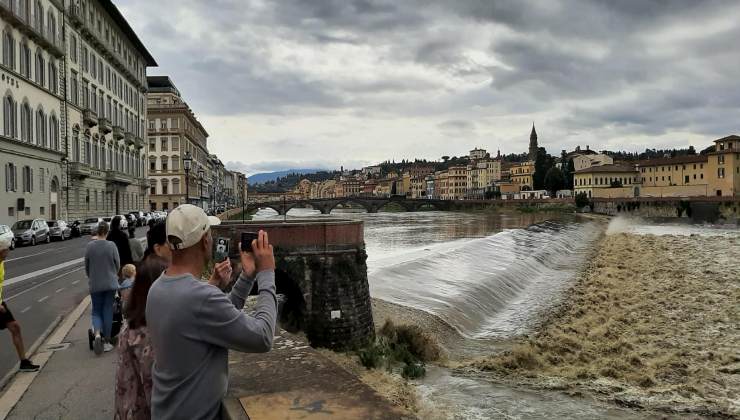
left=248, top=197, right=571, bottom=215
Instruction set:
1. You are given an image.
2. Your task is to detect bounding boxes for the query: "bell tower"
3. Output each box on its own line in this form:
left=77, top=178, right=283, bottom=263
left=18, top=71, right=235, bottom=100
left=528, top=123, right=538, bottom=161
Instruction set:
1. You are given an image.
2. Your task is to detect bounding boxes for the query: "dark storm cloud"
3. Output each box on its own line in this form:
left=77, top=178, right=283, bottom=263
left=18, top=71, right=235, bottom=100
left=117, top=0, right=740, bottom=166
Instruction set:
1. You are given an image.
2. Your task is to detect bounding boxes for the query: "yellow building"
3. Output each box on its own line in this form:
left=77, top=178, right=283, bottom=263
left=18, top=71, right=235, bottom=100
left=636, top=155, right=708, bottom=197
left=295, top=179, right=312, bottom=200
left=510, top=161, right=534, bottom=191
left=706, top=135, right=740, bottom=197
left=446, top=166, right=467, bottom=200
left=573, top=164, right=638, bottom=198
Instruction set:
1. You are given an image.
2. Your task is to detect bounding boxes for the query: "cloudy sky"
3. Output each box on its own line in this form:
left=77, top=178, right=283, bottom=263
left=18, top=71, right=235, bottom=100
left=117, top=0, right=740, bottom=175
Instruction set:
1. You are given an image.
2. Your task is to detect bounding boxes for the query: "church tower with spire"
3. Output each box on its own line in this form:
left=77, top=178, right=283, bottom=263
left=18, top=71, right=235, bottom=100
left=528, top=123, right=538, bottom=161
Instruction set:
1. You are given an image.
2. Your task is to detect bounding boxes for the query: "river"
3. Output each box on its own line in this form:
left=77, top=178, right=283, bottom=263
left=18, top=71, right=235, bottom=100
left=252, top=207, right=669, bottom=419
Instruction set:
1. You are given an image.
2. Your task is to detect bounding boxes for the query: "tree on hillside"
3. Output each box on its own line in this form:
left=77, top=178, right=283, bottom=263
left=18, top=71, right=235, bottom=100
left=533, top=147, right=555, bottom=190
left=564, top=158, right=575, bottom=190
left=544, top=167, right=565, bottom=197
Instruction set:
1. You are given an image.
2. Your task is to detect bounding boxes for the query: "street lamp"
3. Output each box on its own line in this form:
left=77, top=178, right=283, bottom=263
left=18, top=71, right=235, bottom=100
left=198, top=168, right=205, bottom=209
left=183, top=151, right=192, bottom=205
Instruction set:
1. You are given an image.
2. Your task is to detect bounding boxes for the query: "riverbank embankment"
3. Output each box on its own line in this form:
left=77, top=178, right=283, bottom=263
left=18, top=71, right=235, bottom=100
left=468, top=231, right=740, bottom=417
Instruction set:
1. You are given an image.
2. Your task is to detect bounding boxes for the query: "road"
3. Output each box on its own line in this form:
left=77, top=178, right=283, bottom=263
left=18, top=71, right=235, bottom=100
left=0, top=227, right=147, bottom=382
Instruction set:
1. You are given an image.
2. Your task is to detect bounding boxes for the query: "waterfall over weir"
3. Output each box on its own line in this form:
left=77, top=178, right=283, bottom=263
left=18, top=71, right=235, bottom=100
left=368, top=219, right=605, bottom=339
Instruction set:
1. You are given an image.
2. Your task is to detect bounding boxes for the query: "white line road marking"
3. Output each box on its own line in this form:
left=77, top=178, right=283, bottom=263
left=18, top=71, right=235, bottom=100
left=37, top=296, right=49, bottom=303
left=20, top=306, right=31, bottom=313
left=55, top=288, right=65, bottom=293
left=5, top=248, right=60, bottom=262
left=4, top=267, right=84, bottom=302
left=71, top=280, right=80, bottom=285
left=3, top=258, right=84, bottom=287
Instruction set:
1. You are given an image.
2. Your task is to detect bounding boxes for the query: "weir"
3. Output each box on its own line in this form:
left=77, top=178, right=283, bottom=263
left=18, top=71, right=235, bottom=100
left=211, top=219, right=375, bottom=350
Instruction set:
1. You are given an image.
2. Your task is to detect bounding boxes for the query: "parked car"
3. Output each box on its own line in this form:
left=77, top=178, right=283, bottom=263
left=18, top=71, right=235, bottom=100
left=12, top=219, right=50, bottom=246
left=69, top=220, right=82, bottom=238
left=125, top=213, right=137, bottom=227
left=80, top=217, right=104, bottom=235
left=0, top=224, right=15, bottom=250
left=128, top=211, right=145, bottom=226
left=47, top=220, right=72, bottom=241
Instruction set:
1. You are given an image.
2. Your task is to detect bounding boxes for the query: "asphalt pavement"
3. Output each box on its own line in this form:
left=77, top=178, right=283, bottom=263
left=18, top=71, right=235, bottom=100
left=0, top=227, right=147, bottom=382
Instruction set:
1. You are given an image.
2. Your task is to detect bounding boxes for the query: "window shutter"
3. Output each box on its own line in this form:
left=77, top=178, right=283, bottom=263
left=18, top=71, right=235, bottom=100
left=30, top=168, right=34, bottom=192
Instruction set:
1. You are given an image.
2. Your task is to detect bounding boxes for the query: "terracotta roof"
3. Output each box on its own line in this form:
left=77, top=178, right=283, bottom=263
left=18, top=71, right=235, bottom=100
left=636, top=155, right=708, bottom=166
left=714, top=135, right=740, bottom=142
left=574, top=164, right=636, bottom=174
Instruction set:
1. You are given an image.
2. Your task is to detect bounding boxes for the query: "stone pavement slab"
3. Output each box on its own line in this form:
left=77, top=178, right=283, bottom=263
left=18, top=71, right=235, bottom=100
left=226, top=331, right=411, bottom=420
left=7, top=305, right=116, bottom=420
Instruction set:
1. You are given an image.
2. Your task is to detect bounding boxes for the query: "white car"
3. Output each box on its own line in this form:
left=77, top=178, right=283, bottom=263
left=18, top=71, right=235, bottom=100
left=113, top=215, right=129, bottom=230
left=0, top=224, right=15, bottom=250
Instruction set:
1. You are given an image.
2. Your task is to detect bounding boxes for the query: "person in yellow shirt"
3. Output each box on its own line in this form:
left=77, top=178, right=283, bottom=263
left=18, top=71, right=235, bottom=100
left=0, top=235, right=39, bottom=372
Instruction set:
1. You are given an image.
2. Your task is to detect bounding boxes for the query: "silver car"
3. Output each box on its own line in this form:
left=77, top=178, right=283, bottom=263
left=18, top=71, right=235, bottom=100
left=47, top=220, right=72, bottom=241
left=0, top=224, right=15, bottom=250
left=12, top=219, right=51, bottom=246
left=80, top=217, right=104, bottom=235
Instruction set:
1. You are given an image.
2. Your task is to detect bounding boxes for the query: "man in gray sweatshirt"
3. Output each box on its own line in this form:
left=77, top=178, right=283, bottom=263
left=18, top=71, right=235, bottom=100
left=84, top=221, right=120, bottom=354
left=146, top=204, right=277, bottom=420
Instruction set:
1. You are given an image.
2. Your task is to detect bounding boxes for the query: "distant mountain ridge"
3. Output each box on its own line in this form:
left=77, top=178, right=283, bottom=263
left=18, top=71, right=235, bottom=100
left=248, top=169, right=323, bottom=185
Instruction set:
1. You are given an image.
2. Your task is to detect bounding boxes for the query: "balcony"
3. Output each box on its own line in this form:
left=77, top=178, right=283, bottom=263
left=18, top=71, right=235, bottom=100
left=105, top=170, right=132, bottom=185
left=134, top=136, right=144, bottom=150
left=68, top=162, right=91, bottom=178
left=0, top=2, right=64, bottom=57
left=98, top=117, right=112, bottom=134
left=112, top=126, right=124, bottom=141
left=82, top=109, right=98, bottom=127
left=124, top=132, right=135, bottom=147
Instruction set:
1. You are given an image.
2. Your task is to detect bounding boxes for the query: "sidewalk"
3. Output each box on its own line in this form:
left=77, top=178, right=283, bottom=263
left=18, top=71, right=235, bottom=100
left=5, top=301, right=116, bottom=419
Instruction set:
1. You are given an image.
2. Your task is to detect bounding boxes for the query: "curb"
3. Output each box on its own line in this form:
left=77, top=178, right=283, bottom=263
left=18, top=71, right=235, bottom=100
left=0, top=315, right=62, bottom=394
left=0, top=296, right=91, bottom=420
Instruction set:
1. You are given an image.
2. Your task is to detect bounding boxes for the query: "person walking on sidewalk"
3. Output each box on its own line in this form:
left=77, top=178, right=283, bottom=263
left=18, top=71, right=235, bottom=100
left=0, top=236, right=39, bottom=372
left=115, top=256, right=167, bottom=420
left=147, top=204, right=277, bottom=420
left=85, top=222, right=121, bottom=355
left=108, top=216, right=133, bottom=269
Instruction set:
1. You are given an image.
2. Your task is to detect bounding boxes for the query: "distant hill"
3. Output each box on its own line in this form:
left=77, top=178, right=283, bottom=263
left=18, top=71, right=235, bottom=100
left=248, top=169, right=322, bottom=185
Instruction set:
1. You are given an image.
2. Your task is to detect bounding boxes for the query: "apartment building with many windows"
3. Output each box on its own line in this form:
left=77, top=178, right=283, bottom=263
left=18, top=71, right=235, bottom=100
left=0, top=0, right=65, bottom=224
left=146, top=75, right=210, bottom=211
left=63, top=0, right=156, bottom=220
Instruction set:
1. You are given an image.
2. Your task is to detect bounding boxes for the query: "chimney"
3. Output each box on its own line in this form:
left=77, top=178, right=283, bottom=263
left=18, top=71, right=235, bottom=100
left=576, top=145, right=581, bottom=152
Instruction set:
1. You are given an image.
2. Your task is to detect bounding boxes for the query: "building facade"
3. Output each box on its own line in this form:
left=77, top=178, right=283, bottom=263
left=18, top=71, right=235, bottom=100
left=63, top=0, right=155, bottom=220
left=1, top=0, right=155, bottom=224
left=510, top=161, right=534, bottom=191
left=0, top=0, right=65, bottom=225
left=573, top=164, right=638, bottom=198
left=146, top=75, right=210, bottom=211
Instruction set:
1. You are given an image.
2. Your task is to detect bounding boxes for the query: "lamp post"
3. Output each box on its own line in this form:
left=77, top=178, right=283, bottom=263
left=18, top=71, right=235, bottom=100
left=198, top=168, right=205, bottom=210
left=183, top=151, right=192, bottom=205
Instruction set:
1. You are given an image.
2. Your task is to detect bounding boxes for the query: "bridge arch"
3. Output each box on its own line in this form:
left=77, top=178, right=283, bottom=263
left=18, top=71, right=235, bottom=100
left=329, top=198, right=372, bottom=214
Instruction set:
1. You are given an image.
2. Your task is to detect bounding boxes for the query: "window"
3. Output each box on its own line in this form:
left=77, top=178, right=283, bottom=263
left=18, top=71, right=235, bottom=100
left=22, top=166, right=33, bottom=192
left=718, top=168, right=725, bottom=179
left=47, top=12, right=56, bottom=45
left=48, top=62, right=57, bottom=94
left=149, top=157, right=156, bottom=171
left=161, top=156, right=168, bottom=172
left=718, top=155, right=725, bottom=165
left=171, top=137, right=179, bottom=151
left=20, top=102, right=32, bottom=143
left=49, top=115, right=59, bottom=150
left=35, top=108, right=46, bottom=147
left=73, top=129, right=80, bottom=161
left=4, top=95, right=17, bottom=138
left=148, top=137, right=156, bottom=150
left=171, top=155, right=180, bottom=171
left=5, top=163, right=17, bottom=191
left=70, top=35, right=77, bottom=63
left=161, top=137, right=168, bottom=151
left=81, top=45, right=88, bottom=72
left=172, top=179, right=180, bottom=194
left=20, top=43, right=31, bottom=78
left=34, top=0, right=44, bottom=31
left=2, top=31, right=15, bottom=69
left=39, top=168, right=44, bottom=192
left=161, top=179, right=168, bottom=195
left=70, top=72, right=78, bottom=105
left=35, top=50, right=45, bottom=86
left=150, top=180, right=156, bottom=195
left=160, top=120, right=167, bottom=130
left=84, top=135, right=91, bottom=165
left=8, top=207, right=14, bottom=217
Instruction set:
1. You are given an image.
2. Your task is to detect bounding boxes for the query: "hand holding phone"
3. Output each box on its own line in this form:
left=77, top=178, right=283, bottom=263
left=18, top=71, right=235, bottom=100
left=239, top=230, right=274, bottom=277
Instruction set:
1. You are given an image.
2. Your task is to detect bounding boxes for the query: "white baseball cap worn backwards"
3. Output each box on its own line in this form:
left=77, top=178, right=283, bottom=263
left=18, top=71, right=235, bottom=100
left=166, top=204, right=221, bottom=250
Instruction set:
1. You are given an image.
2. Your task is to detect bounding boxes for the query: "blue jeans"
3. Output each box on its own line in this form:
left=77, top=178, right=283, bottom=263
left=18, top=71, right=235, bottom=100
left=90, top=290, right=115, bottom=338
